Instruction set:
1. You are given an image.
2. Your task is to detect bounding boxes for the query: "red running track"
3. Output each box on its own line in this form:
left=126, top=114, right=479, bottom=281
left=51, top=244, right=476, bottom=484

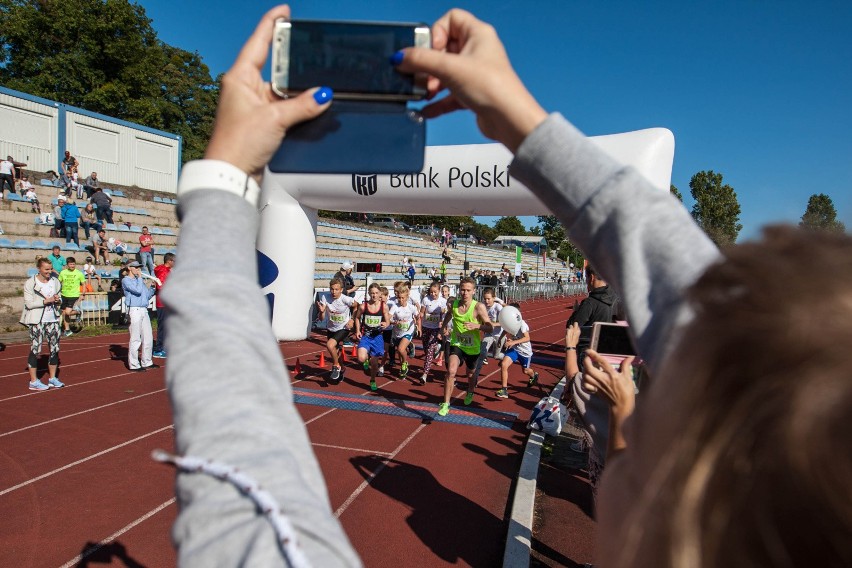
left=0, top=296, right=590, bottom=567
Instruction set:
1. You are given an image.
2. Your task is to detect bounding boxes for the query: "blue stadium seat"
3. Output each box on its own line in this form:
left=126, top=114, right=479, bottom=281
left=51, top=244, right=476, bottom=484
left=153, top=196, right=163, bottom=203
left=150, top=227, right=164, bottom=235
left=0, top=237, right=13, bottom=248
left=27, top=268, right=39, bottom=277
left=63, top=242, right=79, bottom=251
left=31, top=240, right=48, bottom=250
left=129, top=226, right=142, bottom=233
left=106, top=223, right=118, bottom=231
left=13, top=239, right=31, bottom=249
left=5, top=192, right=23, bottom=202
left=40, top=179, right=53, bottom=186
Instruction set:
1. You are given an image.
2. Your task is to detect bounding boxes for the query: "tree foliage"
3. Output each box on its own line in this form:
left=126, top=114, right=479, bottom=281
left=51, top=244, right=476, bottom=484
left=800, top=193, right=846, bottom=233
left=670, top=184, right=683, bottom=202
left=493, top=216, right=528, bottom=236
left=689, top=170, right=742, bottom=246
left=0, top=0, right=218, bottom=162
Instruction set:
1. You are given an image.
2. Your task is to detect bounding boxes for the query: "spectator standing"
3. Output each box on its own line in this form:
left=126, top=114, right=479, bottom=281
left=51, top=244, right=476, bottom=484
left=122, top=260, right=156, bottom=372
left=83, top=171, right=100, bottom=198
left=61, top=198, right=82, bottom=247
left=48, top=245, right=66, bottom=277
left=0, top=155, right=16, bottom=196
left=21, top=258, right=64, bottom=391
left=91, top=228, right=110, bottom=265
left=90, top=187, right=114, bottom=224
left=333, top=261, right=357, bottom=297
left=53, top=195, right=67, bottom=238
left=80, top=203, right=100, bottom=239
left=152, top=252, right=175, bottom=358
left=566, top=265, right=619, bottom=328
left=57, top=257, right=86, bottom=336
left=138, top=226, right=155, bottom=274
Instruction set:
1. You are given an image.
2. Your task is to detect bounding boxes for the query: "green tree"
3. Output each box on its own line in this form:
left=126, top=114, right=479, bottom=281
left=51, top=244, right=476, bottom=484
left=689, top=170, right=742, bottom=246
left=800, top=193, right=846, bottom=233
left=493, top=216, right=527, bottom=236
left=0, top=0, right=218, bottom=162
left=670, top=184, right=683, bottom=202
left=534, top=215, right=565, bottom=250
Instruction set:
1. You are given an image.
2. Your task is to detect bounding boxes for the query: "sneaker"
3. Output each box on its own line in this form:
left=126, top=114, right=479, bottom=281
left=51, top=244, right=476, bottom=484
left=48, top=377, right=65, bottom=388
left=408, top=343, right=416, bottom=357
left=482, top=359, right=489, bottom=366
left=363, top=359, right=370, bottom=371
left=152, top=350, right=167, bottom=359
left=370, top=379, right=377, bottom=392
left=437, top=402, right=450, bottom=417
left=63, top=330, right=73, bottom=337
left=495, top=388, right=509, bottom=399
left=329, top=366, right=341, bottom=382
left=464, top=391, right=475, bottom=406
left=377, top=366, right=384, bottom=377
left=417, top=373, right=428, bottom=385
left=400, top=361, right=409, bottom=379
left=528, top=372, right=539, bottom=387
left=29, top=379, right=50, bottom=391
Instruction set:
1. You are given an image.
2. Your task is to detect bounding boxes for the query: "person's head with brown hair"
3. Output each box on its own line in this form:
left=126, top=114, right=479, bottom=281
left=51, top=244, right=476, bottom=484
left=598, top=225, right=852, bottom=567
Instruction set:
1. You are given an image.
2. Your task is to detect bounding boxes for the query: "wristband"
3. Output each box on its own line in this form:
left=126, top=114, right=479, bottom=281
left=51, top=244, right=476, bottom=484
left=566, top=346, right=577, bottom=351
left=177, top=160, right=261, bottom=208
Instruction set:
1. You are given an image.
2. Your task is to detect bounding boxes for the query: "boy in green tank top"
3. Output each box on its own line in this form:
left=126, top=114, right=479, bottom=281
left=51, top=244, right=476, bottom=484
left=438, top=277, right=493, bottom=416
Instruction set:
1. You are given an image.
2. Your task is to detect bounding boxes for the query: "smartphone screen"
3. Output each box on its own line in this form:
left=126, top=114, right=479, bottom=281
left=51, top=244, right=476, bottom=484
left=275, top=20, right=429, bottom=99
left=590, top=323, right=636, bottom=356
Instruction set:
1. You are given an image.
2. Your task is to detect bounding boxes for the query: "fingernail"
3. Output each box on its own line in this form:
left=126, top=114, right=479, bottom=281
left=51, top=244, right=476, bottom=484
left=389, top=50, right=404, bottom=66
left=313, top=87, right=333, bottom=105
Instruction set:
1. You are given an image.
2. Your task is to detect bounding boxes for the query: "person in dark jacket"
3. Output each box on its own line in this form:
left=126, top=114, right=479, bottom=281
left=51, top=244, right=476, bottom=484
left=567, top=265, right=621, bottom=328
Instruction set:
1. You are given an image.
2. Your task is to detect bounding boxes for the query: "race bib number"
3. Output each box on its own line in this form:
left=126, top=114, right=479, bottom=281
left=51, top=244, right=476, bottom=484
left=458, top=334, right=474, bottom=347
left=330, top=313, right=347, bottom=324
left=426, top=314, right=441, bottom=324
left=364, top=315, right=381, bottom=328
left=395, top=320, right=411, bottom=330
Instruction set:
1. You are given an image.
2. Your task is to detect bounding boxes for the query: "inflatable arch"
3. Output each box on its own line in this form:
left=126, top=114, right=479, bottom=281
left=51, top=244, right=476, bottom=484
left=258, top=128, right=674, bottom=341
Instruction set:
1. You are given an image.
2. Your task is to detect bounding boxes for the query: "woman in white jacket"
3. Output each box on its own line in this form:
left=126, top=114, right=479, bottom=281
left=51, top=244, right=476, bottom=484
left=21, top=257, right=66, bottom=391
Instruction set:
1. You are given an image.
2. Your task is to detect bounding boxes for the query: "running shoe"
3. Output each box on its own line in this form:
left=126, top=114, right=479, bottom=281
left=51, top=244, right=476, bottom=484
left=329, top=366, right=342, bottom=382
left=437, top=402, right=450, bottom=417
left=363, top=359, right=370, bottom=371
left=419, top=373, right=429, bottom=385
left=48, top=377, right=65, bottom=388
left=152, top=350, right=167, bottom=359
left=400, top=361, right=409, bottom=379
left=29, top=379, right=50, bottom=391
left=408, top=343, right=415, bottom=357
left=495, top=388, right=509, bottom=399
left=414, top=373, right=426, bottom=386
left=63, top=330, right=73, bottom=337
left=377, top=366, right=385, bottom=377
left=528, top=372, right=539, bottom=387
left=370, top=379, right=378, bottom=392
left=464, top=391, right=475, bottom=406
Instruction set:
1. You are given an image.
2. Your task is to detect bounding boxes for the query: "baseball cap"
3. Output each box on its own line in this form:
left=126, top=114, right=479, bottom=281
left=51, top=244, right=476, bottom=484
left=126, top=261, right=141, bottom=268
left=341, top=261, right=353, bottom=270
left=57, top=195, right=66, bottom=201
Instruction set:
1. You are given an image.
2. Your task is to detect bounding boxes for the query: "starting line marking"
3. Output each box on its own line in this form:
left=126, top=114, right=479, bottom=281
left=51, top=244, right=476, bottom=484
left=292, top=387, right=518, bottom=430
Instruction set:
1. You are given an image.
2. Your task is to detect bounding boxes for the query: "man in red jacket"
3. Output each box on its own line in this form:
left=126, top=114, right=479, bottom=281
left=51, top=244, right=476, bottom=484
left=152, top=252, right=175, bottom=358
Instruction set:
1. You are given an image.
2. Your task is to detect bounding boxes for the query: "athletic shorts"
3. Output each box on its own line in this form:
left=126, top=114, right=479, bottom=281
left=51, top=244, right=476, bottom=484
left=358, top=333, right=385, bottom=358
left=326, top=328, right=350, bottom=344
left=60, top=296, right=79, bottom=310
left=393, top=333, right=413, bottom=345
left=504, top=347, right=532, bottom=369
left=382, top=329, right=393, bottom=344
left=449, top=345, right=480, bottom=369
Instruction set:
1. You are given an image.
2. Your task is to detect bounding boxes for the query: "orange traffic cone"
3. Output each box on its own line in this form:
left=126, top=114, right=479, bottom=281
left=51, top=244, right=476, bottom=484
left=319, top=352, right=327, bottom=368
left=294, top=358, right=302, bottom=375
left=351, top=345, right=358, bottom=357
left=341, top=347, right=347, bottom=363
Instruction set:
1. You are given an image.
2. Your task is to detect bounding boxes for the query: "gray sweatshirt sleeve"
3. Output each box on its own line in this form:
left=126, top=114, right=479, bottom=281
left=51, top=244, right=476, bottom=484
left=160, top=189, right=361, bottom=567
left=510, top=114, right=722, bottom=370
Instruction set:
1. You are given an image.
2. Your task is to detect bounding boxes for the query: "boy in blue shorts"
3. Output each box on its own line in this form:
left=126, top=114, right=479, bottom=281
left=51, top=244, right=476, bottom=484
left=497, top=304, right=538, bottom=399
left=355, top=283, right=390, bottom=391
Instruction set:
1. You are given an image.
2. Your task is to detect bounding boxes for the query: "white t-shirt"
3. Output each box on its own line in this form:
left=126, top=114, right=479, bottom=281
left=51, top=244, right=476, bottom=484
left=509, top=321, right=532, bottom=357
left=389, top=298, right=419, bottom=338
left=321, top=294, right=356, bottom=332
left=486, top=302, right=503, bottom=337
left=421, top=296, right=447, bottom=329
left=0, top=160, right=13, bottom=175
left=83, top=263, right=97, bottom=277
left=25, top=189, right=38, bottom=202
left=33, top=277, right=60, bottom=323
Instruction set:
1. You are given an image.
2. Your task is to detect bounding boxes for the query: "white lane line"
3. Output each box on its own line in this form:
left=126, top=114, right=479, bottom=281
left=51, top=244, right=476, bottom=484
left=0, top=426, right=174, bottom=497
left=304, top=407, right=337, bottom=425
left=311, top=442, right=393, bottom=457
left=0, top=388, right=167, bottom=438
left=334, top=423, right=427, bottom=518
left=0, top=369, right=145, bottom=403
left=0, top=342, right=116, bottom=362
left=57, top=498, right=176, bottom=568
left=0, top=357, right=113, bottom=379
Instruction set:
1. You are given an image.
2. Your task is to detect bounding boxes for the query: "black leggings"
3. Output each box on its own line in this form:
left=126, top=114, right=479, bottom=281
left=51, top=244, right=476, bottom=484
left=29, top=322, right=61, bottom=367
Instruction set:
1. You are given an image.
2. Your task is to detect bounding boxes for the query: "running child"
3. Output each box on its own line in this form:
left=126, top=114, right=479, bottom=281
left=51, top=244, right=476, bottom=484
left=434, top=284, right=453, bottom=367
left=355, top=283, right=390, bottom=391
left=57, top=257, right=86, bottom=336
left=497, top=303, right=539, bottom=399
left=438, top=277, right=493, bottom=416
left=379, top=286, right=393, bottom=377
left=388, top=280, right=421, bottom=380
left=418, top=281, right=446, bottom=384
left=315, top=277, right=356, bottom=384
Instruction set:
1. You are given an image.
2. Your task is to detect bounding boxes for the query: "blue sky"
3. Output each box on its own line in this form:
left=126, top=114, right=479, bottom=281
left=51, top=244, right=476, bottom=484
left=142, top=1, right=851, bottom=240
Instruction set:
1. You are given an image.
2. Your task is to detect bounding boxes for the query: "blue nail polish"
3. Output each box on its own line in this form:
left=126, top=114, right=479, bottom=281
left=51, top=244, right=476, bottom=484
left=389, top=50, right=404, bottom=66
left=313, top=87, right=333, bottom=105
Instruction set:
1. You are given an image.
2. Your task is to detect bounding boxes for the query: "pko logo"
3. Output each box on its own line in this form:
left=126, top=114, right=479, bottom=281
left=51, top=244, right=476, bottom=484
left=352, top=174, right=378, bottom=196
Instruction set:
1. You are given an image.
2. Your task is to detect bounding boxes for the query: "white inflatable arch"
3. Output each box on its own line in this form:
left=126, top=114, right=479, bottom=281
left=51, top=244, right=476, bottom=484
left=258, top=128, right=674, bottom=341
